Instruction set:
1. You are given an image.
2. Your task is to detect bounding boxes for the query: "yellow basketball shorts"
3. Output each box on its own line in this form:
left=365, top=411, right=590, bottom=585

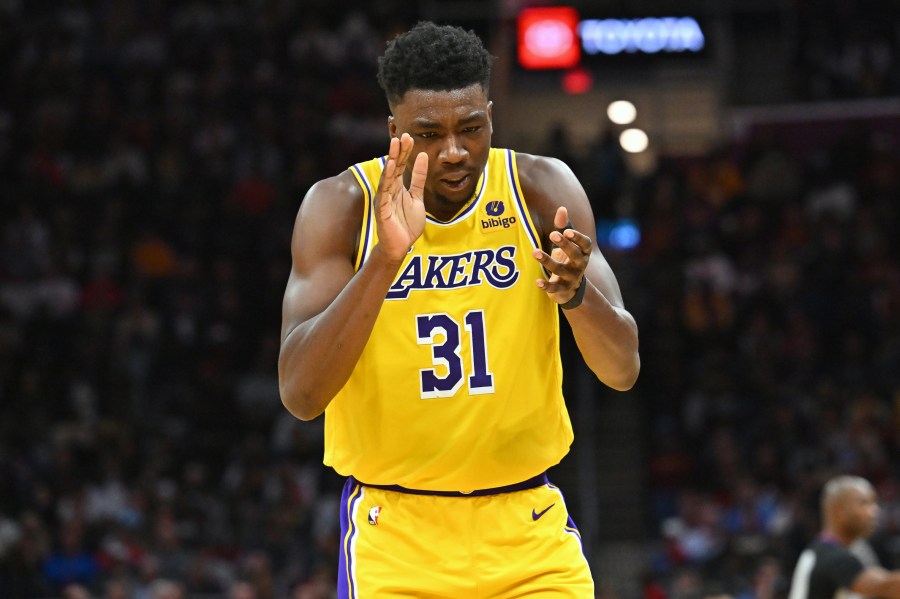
left=337, top=474, right=594, bottom=598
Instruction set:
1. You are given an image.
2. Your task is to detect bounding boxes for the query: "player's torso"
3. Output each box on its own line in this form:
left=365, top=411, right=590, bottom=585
left=324, top=148, right=573, bottom=492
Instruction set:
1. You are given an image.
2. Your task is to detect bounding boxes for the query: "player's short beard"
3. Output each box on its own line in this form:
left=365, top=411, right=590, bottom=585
left=432, top=191, right=453, bottom=207
left=431, top=186, right=473, bottom=210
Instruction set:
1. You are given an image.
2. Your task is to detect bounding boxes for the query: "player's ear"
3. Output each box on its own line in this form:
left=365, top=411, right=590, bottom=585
left=388, top=115, right=397, bottom=138
left=487, top=101, right=493, bottom=134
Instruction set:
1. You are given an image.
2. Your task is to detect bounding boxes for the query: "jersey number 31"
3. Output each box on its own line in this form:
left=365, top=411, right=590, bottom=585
left=416, top=310, right=495, bottom=399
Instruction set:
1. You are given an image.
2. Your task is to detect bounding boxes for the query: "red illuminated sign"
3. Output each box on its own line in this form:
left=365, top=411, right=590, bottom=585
left=518, top=7, right=581, bottom=70
left=562, top=67, right=593, bottom=94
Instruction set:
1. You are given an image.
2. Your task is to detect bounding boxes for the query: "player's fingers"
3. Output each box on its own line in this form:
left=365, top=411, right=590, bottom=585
left=399, top=132, right=413, bottom=155
left=534, top=245, right=584, bottom=279
left=536, top=278, right=569, bottom=294
left=554, top=229, right=592, bottom=258
left=387, top=136, right=400, bottom=161
left=532, top=248, right=564, bottom=275
left=382, top=156, right=397, bottom=184
left=536, top=264, right=579, bottom=295
left=408, top=152, right=428, bottom=199
left=377, top=158, right=399, bottom=218
left=378, top=138, right=401, bottom=190
left=554, top=206, right=569, bottom=230
left=394, top=133, right=414, bottom=176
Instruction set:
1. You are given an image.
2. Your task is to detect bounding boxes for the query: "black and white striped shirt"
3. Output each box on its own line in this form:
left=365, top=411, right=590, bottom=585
left=788, top=539, right=865, bottom=599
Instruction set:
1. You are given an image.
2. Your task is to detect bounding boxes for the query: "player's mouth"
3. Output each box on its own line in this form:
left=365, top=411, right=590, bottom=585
left=439, top=173, right=470, bottom=192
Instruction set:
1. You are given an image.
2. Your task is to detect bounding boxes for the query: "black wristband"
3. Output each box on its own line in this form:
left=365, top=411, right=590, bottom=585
left=559, top=276, right=587, bottom=310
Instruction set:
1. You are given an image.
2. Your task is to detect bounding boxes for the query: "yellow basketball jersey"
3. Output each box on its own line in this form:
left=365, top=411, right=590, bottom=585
left=323, top=148, right=574, bottom=492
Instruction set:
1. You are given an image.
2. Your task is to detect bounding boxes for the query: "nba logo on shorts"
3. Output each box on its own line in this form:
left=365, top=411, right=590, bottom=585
left=368, top=506, right=382, bottom=525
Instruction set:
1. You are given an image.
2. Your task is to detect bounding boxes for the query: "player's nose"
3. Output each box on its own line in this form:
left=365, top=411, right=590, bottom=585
left=439, top=134, right=467, bottom=163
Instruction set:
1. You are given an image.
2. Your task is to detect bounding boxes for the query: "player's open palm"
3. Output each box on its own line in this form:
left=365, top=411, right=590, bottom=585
left=376, top=133, right=427, bottom=262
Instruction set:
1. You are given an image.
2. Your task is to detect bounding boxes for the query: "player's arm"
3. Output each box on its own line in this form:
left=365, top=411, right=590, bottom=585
left=850, top=567, right=900, bottom=598
left=518, top=153, right=640, bottom=391
left=278, top=134, right=427, bottom=421
left=278, top=175, right=397, bottom=420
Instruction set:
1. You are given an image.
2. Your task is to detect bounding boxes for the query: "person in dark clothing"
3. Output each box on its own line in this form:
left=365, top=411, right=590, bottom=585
left=788, top=475, right=900, bottom=599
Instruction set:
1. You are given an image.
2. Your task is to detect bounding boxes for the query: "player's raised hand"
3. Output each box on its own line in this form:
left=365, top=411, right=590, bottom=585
left=532, top=206, right=592, bottom=305
left=375, top=133, right=428, bottom=262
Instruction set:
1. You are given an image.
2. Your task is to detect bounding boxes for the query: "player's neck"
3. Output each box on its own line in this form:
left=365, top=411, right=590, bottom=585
left=425, top=189, right=478, bottom=223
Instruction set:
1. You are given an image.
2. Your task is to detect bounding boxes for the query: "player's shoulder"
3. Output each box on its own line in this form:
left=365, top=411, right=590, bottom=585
left=513, top=151, right=583, bottom=225
left=513, top=152, right=577, bottom=196
left=290, top=167, right=367, bottom=260
left=303, top=168, right=365, bottom=211
left=295, top=167, right=366, bottom=228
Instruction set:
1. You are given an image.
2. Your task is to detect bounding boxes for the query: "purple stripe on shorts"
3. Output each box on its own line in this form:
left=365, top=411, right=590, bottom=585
left=338, top=477, right=363, bottom=599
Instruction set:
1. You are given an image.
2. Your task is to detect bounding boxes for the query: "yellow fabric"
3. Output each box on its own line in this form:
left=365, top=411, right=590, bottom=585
left=341, top=481, right=593, bottom=598
left=324, top=148, right=574, bottom=491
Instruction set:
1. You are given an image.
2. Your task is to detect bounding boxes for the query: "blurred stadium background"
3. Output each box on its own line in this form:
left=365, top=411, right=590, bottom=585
left=1, top=0, right=899, bottom=597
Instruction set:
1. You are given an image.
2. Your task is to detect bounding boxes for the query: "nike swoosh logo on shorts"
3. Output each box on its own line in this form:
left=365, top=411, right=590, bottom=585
left=532, top=503, right=556, bottom=521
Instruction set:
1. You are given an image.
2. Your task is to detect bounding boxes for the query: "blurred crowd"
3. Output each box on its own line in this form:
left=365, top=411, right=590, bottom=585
left=0, top=1, right=412, bottom=598
left=793, top=0, right=900, bottom=100
left=1, top=2, right=899, bottom=599
left=618, top=118, right=900, bottom=598
left=540, top=91, right=899, bottom=599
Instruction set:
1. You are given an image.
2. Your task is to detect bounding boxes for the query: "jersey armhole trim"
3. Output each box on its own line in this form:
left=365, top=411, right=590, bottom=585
left=504, top=149, right=542, bottom=252
left=349, top=160, right=382, bottom=271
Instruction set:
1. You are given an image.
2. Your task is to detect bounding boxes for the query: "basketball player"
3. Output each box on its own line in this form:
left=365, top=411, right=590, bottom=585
left=278, top=21, right=640, bottom=597
left=788, top=475, right=900, bottom=599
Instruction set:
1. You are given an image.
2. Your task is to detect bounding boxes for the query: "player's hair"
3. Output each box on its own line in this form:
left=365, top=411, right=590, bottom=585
left=377, top=21, right=495, bottom=106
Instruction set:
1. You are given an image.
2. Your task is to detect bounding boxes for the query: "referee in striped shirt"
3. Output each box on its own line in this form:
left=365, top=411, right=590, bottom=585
left=788, top=475, right=900, bottom=599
